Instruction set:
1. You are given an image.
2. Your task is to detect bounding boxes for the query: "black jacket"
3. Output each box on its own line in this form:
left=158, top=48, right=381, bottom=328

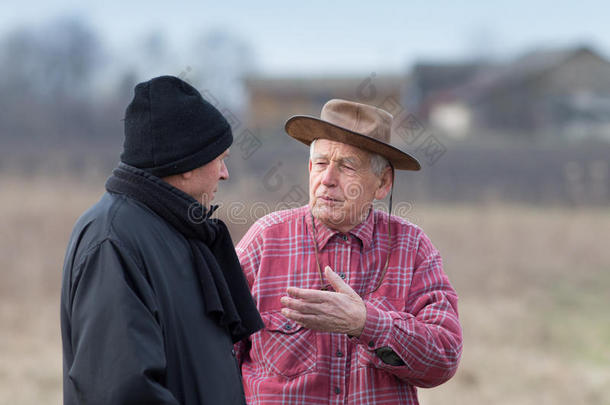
left=60, top=192, right=246, bottom=404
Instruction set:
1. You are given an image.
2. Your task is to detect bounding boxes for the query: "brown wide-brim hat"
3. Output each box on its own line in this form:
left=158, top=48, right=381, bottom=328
left=285, top=99, right=420, bottom=170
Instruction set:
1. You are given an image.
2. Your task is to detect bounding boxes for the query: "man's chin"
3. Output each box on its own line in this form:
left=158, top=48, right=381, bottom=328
left=198, top=192, right=214, bottom=206
left=311, top=205, right=348, bottom=227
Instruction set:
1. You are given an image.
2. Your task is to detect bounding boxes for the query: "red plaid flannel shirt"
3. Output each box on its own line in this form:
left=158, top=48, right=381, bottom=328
left=235, top=205, right=462, bottom=405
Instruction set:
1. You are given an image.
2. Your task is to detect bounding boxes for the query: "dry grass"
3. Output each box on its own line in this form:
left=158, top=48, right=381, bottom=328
left=0, top=175, right=104, bottom=405
left=414, top=204, right=610, bottom=404
left=1, top=175, right=608, bottom=404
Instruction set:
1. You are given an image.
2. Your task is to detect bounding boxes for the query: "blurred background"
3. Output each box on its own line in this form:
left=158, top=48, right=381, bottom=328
left=1, top=0, right=609, bottom=403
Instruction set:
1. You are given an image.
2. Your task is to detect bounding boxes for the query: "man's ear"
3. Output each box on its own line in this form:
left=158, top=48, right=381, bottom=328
left=161, top=170, right=191, bottom=190
left=374, top=166, right=393, bottom=200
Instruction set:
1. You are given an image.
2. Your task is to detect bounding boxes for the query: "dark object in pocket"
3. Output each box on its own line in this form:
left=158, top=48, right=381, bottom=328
left=374, top=346, right=405, bottom=366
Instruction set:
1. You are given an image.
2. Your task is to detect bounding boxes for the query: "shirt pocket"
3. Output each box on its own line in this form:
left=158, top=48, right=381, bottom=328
left=257, top=310, right=317, bottom=378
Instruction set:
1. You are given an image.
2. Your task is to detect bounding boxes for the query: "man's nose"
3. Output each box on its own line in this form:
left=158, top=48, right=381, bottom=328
left=320, top=164, right=337, bottom=187
left=220, top=161, right=229, bottom=180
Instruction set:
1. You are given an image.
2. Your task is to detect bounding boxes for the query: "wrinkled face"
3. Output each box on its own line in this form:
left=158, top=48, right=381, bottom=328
left=309, top=139, right=389, bottom=233
left=185, top=148, right=230, bottom=206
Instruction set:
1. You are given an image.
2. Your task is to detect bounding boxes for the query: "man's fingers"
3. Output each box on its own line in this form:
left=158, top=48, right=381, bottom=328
left=286, top=286, right=329, bottom=302
left=281, top=308, right=311, bottom=324
left=281, top=309, right=324, bottom=330
left=324, top=266, right=357, bottom=296
left=280, top=296, right=323, bottom=315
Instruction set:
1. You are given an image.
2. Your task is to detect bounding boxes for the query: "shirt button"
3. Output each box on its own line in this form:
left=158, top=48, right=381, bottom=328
left=341, top=234, right=348, bottom=241
left=334, top=387, right=341, bottom=394
left=368, top=340, right=375, bottom=348
left=284, top=323, right=293, bottom=330
left=339, top=273, right=346, bottom=279
left=336, top=350, right=344, bottom=357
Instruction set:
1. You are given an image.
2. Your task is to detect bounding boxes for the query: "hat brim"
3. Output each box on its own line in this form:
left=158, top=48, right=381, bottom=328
left=285, top=116, right=421, bottom=171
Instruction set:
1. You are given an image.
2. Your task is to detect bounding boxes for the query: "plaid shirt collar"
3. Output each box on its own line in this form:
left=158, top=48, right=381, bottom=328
left=306, top=205, right=375, bottom=251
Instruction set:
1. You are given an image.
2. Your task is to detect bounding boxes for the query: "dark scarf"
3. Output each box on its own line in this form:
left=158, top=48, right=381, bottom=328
left=105, top=163, right=263, bottom=343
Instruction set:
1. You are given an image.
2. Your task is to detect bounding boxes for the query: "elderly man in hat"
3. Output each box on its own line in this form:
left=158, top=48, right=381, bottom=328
left=60, top=76, right=263, bottom=405
left=235, top=99, right=462, bottom=404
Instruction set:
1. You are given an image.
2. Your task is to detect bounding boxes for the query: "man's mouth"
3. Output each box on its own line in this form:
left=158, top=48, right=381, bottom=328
left=318, top=195, right=342, bottom=203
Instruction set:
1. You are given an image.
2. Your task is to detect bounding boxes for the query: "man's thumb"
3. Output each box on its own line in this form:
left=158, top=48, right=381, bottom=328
left=325, top=266, right=356, bottom=296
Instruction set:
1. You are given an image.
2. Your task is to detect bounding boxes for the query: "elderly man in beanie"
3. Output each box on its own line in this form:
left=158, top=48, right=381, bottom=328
left=235, top=99, right=462, bottom=404
left=60, top=76, right=263, bottom=405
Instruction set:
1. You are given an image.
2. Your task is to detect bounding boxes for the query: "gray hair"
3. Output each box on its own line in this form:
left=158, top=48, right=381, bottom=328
left=309, top=139, right=390, bottom=176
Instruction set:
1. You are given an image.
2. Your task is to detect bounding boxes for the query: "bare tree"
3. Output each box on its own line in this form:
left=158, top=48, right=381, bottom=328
left=0, top=17, right=105, bottom=147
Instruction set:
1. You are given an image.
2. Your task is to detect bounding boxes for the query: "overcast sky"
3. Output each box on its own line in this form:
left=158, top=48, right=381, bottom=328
left=2, top=0, right=610, bottom=75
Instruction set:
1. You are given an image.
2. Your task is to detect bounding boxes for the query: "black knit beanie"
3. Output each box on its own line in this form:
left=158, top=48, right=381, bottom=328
left=121, top=75, right=233, bottom=177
